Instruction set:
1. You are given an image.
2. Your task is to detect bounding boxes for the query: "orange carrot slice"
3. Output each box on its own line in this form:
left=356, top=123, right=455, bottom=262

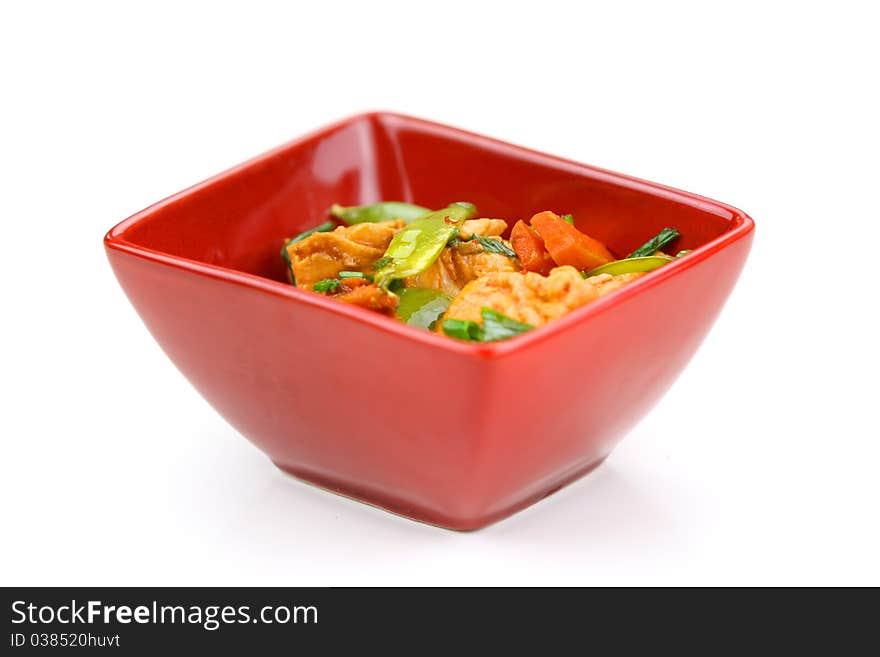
left=510, top=220, right=555, bottom=275
left=530, top=211, right=614, bottom=271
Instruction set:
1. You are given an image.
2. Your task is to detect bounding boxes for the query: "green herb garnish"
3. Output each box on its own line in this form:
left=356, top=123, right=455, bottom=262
left=447, top=233, right=517, bottom=258
left=471, top=235, right=518, bottom=258
left=313, top=279, right=342, bottom=293
left=441, top=308, right=534, bottom=342
left=628, top=227, right=680, bottom=258
left=561, top=214, right=574, bottom=225
left=675, top=249, right=692, bottom=258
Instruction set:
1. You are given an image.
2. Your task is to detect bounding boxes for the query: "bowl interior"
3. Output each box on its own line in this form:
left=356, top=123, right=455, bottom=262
left=112, top=112, right=740, bottom=285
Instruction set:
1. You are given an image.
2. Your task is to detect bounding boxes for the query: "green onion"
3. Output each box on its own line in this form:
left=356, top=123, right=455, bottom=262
left=441, top=318, right=484, bottom=341
left=338, top=271, right=372, bottom=280
left=313, top=279, right=341, bottom=293
left=281, top=220, right=337, bottom=286
left=441, top=308, right=534, bottom=342
left=561, top=214, right=574, bottom=225
left=628, top=227, right=680, bottom=258
left=372, top=256, right=392, bottom=271
left=480, top=309, right=534, bottom=341
left=675, top=249, right=692, bottom=258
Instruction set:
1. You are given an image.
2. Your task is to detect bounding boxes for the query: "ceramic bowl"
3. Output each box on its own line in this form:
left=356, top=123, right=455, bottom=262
left=105, top=112, right=754, bottom=530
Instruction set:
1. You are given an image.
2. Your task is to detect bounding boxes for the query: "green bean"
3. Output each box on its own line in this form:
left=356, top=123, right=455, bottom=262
left=329, top=201, right=431, bottom=225
left=396, top=288, right=451, bottom=330
left=374, top=202, right=477, bottom=288
left=583, top=255, right=674, bottom=278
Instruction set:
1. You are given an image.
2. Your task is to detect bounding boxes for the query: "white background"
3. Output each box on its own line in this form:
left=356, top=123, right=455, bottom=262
left=2, top=1, right=878, bottom=586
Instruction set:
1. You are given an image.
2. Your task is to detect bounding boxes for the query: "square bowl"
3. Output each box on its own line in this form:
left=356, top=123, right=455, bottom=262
left=105, top=111, right=754, bottom=530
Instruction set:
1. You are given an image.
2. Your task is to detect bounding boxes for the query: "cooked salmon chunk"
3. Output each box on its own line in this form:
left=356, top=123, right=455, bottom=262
left=287, top=220, right=405, bottom=289
left=442, top=266, right=645, bottom=327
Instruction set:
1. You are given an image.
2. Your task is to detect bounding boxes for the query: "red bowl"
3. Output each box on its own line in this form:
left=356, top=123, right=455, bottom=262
left=105, top=112, right=754, bottom=530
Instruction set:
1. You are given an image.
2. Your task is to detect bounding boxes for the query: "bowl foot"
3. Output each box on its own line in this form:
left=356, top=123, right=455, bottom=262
left=272, top=456, right=608, bottom=531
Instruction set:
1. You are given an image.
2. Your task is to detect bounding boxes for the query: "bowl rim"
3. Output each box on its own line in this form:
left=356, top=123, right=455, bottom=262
left=104, top=110, right=755, bottom=361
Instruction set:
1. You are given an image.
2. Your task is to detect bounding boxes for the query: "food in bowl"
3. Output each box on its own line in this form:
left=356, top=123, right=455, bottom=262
left=282, top=201, right=690, bottom=341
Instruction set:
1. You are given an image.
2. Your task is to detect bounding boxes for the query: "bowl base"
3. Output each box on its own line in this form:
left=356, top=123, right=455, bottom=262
left=272, top=457, right=608, bottom=531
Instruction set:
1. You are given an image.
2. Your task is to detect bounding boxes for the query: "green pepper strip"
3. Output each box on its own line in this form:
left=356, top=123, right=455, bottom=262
left=583, top=255, right=674, bottom=278
left=329, top=201, right=431, bottom=225
left=396, top=287, right=451, bottom=330
left=374, top=202, right=477, bottom=288
left=281, top=220, right=337, bottom=286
